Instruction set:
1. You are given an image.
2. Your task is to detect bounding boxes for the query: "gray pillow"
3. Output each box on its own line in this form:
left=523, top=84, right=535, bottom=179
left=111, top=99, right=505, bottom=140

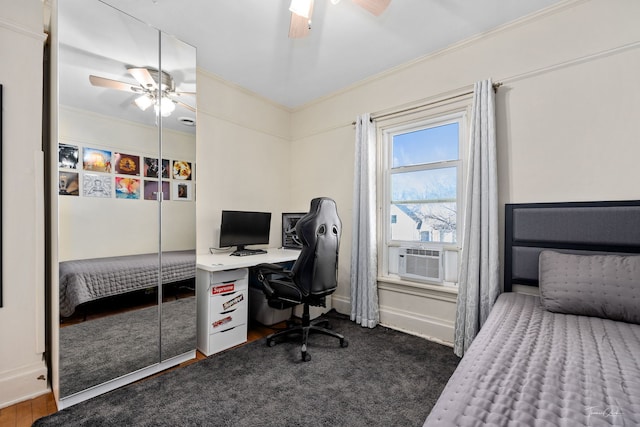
left=538, top=251, right=640, bottom=324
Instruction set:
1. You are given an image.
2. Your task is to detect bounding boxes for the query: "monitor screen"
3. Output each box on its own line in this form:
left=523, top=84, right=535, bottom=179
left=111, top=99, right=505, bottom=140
left=219, top=210, right=271, bottom=251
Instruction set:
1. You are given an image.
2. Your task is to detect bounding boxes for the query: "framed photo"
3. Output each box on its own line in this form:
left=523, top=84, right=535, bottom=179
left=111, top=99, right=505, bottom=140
left=115, top=177, right=141, bottom=199
left=83, top=173, right=112, bottom=198
left=282, top=212, right=306, bottom=249
left=172, top=160, right=192, bottom=180
left=143, top=157, right=170, bottom=179
left=113, top=152, right=140, bottom=175
left=59, top=171, right=79, bottom=196
left=172, top=181, right=193, bottom=201
left=58, top=143, right=79, bottom=169
left=144, top=180, right=170, bottom=201
left=83, top=147, right=112, bottom=173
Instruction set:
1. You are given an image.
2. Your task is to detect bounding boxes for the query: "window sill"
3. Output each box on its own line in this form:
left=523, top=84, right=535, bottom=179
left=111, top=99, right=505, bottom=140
left=377, top=275, right=458, bottom=302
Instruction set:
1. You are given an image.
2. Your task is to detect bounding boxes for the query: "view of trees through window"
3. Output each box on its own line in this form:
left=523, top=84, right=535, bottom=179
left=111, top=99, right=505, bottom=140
left=390, top=121, right=460, bottom=244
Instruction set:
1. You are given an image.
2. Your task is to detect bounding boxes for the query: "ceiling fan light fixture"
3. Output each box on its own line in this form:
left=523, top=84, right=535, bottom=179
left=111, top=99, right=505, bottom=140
left=289, top=0, right=312, bottom=18
left=154, top=96, right=175, bottom=117
left=134, top=94, right=154, bottom=111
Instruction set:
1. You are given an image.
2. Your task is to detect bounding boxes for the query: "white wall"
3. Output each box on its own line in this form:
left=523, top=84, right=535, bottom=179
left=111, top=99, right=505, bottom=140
left=195, top=70, right=292, bottom=255
left=290, top=0, right=640, bottom=344
left=58, top=107, right=196, bottom=261
left=0, top=0, right=49, bottom=408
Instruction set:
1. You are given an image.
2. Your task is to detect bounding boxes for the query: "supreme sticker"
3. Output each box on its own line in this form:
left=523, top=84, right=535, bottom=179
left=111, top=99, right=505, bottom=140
left=223, top=294, right=244, bottom=310
left=212, top=316, right=232, bottom=328
left=211, top=283, right=234, bottom=295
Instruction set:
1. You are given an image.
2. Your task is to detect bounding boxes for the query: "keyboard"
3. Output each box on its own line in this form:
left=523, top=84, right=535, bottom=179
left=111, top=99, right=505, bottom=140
left=230, top=249, right=267, bottom=257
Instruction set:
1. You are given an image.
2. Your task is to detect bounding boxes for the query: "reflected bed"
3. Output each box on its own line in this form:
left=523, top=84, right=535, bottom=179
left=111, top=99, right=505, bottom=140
left=59, top=250, right=195, bottom=317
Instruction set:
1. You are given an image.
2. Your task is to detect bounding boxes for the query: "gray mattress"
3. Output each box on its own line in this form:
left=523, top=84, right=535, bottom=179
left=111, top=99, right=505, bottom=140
left=424, top=292, right=640, bottom=426
left=59, top=250, right=195, bottom=317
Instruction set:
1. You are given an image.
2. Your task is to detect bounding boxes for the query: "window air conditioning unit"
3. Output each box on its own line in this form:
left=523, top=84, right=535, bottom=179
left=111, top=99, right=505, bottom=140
left=398, top=247, right=442, bottom=283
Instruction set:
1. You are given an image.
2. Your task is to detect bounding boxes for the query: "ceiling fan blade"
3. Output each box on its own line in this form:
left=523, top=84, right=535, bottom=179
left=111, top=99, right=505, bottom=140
left=289, top=0, right=314, bottom=38
left=352, top=0, right=390, bottom=16
left=128, top=67, right=157, bottom=89
left=173, top=91, right=197, bottom=97
left=89, top=75, right=140, bottom=93
left=175, top=100, right=196, bottom=113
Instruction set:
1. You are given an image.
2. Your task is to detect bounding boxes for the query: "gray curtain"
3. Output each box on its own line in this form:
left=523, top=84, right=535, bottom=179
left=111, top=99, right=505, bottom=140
left=453, top=79, right=500, bottom=357
left=350, top=113, right=379, bottom=328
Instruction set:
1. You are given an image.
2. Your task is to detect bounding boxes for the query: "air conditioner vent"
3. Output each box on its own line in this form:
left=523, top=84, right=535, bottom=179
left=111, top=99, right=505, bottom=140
left=404, top=248, right=440, bottom=257
left=398, top=247, right=442, bottom=283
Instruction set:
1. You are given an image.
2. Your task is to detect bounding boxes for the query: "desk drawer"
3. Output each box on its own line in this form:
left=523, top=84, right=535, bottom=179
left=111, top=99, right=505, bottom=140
left=209, top=289, right=246, bottom=313
left=209, top=296, right=247, bottom=334
left=208, top=323, right=247, bottom=355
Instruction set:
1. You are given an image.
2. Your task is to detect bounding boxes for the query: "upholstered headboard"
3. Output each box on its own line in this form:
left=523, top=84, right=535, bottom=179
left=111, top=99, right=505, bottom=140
left=503, top=200, right=640, bottom=292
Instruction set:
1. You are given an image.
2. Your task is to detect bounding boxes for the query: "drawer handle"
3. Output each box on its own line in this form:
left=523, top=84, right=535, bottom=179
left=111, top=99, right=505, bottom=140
left=219, top=326, right=237, bottom=333
left=220, top=291, right=236, bottom=297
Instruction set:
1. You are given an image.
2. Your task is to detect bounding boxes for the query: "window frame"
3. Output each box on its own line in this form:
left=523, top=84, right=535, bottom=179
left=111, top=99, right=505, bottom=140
left=376, top=96, right=472, bottom=284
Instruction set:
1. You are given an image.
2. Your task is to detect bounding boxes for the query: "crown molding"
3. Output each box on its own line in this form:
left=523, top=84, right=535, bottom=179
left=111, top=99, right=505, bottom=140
left=0, top=15, right=48, bottom=43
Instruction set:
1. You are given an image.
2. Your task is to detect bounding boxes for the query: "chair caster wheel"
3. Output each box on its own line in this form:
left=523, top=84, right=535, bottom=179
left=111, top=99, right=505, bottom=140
left=267, top=339, right=276, bottom=347
left=340, top=339, right=349, bottom=348
left=302, top=352, right=311, bottom=362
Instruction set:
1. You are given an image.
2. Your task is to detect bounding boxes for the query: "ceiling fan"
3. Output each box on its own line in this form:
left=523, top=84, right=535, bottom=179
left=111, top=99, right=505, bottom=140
left=289, top=0, right=391, bottom=38
left=89, top=67, right=196, bottom=117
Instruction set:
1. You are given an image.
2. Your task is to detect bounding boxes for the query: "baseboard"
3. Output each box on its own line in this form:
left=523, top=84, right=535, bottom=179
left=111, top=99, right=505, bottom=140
left=330, top=294, right=351, bottom=316
left=0, top=362, right=49, bottom=409
left=331, top=294, right=454, bottom=346
left=379, top=305, right=454, bottom=346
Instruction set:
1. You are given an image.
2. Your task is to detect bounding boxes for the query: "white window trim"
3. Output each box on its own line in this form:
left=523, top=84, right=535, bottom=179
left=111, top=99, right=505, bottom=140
left=375, top=95, right=473, bottom=290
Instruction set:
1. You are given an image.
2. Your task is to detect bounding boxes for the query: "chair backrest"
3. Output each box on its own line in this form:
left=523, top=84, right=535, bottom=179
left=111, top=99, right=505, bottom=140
left=292, top=197, right=342, bottom=297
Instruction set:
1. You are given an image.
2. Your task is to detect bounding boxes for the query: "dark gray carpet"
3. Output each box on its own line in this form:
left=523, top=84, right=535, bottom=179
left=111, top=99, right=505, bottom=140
left=39, top=311, right=459, bottom=427
left=60, top=296, right=196, bottom=396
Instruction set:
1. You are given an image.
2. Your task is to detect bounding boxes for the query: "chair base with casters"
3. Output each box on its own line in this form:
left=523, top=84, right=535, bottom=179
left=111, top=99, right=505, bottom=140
left=266, top=303, right=348, bottom=362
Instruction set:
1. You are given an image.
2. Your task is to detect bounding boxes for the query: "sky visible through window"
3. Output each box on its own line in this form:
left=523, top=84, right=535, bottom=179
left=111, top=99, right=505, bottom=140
left=390, top=122, right=459, bottom=243
left=392, top=123, right=459, bottom=168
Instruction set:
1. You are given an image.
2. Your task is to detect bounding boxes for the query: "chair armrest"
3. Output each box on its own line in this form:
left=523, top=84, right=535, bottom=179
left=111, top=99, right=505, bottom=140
left=255, top=263, right=286, bottom=274
left=255, top=263, right=291, bottom=299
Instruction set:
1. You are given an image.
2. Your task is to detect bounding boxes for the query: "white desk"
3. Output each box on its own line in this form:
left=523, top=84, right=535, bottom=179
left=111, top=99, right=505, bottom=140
left=195, top=248, right=300, bottom=356
left=196, top=248, right=301, bottom=272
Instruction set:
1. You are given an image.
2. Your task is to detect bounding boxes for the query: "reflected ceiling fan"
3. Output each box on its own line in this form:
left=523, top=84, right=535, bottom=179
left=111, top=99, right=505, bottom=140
left=289, top=0, right=391, bottom=38
left=89, top=67, right=195, bottom=117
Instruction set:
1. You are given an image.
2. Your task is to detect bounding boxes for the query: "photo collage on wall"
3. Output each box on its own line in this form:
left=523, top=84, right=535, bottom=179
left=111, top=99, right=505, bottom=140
left=58, top=143, right=194, bottom=202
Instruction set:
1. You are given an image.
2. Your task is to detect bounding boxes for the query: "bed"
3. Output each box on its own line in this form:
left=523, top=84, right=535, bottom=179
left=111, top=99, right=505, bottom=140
left=59, top=250, right=196, bottom=317
left=424, top=201, right=640, bottom=426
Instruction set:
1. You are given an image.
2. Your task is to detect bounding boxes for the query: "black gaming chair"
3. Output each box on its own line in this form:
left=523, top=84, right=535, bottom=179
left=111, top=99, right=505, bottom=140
left=256, top=197, right=348, bottom=361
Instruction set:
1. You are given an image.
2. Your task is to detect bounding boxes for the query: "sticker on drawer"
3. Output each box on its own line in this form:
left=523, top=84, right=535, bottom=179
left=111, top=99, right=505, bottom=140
left=212, top=316, right=233, bottom=328
left=211, top=283, right=234, bottom=295
left=223, top=294, right=244, bottom=310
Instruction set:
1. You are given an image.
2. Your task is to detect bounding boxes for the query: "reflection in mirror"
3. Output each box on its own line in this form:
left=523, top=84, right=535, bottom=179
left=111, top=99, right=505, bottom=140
left=57, top=0, right=196, bottom=399
left=159, top=32, right=197, bottom=362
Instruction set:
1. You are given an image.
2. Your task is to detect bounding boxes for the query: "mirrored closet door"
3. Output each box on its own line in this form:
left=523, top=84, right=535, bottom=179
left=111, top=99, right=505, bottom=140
left=55, top=0, right=196, bottom=405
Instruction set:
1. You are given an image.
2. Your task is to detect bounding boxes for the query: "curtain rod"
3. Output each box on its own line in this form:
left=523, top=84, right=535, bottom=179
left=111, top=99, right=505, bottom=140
left=352, top=82, right=502, bottom=126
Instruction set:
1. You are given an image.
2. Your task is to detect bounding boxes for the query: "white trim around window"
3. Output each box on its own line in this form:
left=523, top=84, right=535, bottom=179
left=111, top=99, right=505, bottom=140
left=375, top=94, right=473, bottom=291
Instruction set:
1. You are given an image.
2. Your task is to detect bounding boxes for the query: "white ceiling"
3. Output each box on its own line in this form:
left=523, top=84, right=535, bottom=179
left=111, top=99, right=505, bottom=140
left=98, top=0, right=566, bottom=110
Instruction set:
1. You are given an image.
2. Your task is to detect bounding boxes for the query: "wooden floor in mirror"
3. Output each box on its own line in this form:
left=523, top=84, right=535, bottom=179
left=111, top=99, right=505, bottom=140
left=2, top=314, right=281, bottom=426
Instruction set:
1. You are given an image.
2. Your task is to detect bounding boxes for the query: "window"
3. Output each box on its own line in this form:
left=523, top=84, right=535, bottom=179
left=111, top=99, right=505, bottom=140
left=378, top=100, right=470, bottom=283
left=389, top=121, right=460, bottom=244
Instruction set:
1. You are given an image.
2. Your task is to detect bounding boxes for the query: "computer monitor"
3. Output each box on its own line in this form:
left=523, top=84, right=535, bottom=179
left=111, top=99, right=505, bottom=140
left=219, top=210, right=271, bottom=254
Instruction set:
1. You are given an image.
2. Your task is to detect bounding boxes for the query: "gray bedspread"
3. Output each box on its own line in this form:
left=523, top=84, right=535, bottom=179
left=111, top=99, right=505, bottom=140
left=424, top=292, right=640, bottom=426
left=59, top=250, right=195, bottom=317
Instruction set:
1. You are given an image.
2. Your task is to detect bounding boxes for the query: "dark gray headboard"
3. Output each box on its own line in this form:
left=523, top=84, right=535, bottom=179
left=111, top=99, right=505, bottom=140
left=504, top=200, right=640, bottom=292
